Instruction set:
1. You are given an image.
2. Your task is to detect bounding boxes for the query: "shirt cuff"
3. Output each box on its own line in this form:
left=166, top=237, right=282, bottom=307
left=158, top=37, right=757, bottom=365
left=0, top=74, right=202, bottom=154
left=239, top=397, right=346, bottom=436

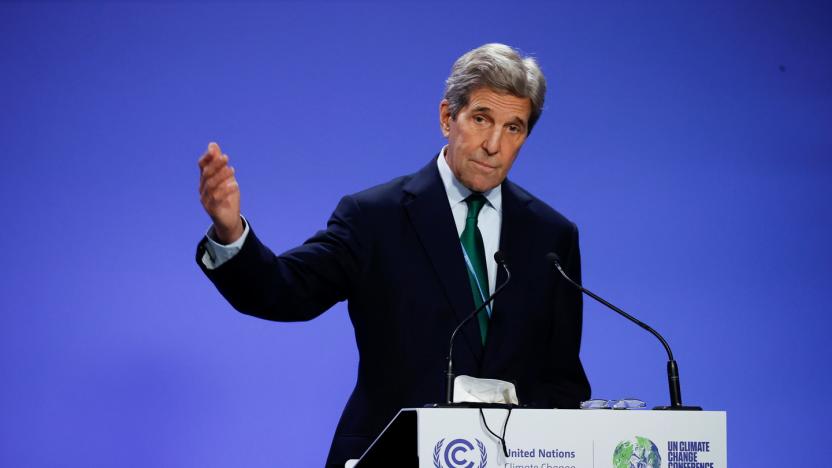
left=200, top=216, right=250, bottom=270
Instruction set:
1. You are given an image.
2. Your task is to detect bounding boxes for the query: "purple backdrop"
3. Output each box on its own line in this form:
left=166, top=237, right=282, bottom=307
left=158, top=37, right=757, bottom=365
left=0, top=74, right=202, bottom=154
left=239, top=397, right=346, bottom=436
left=2, top=1, right=830, bottom=466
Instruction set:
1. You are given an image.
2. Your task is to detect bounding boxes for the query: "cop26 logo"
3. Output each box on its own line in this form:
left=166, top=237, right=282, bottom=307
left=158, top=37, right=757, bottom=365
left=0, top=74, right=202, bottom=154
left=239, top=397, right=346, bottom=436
left=433, top=438, right=487, bottom=468
left=613, top=436, right=661, bottom=468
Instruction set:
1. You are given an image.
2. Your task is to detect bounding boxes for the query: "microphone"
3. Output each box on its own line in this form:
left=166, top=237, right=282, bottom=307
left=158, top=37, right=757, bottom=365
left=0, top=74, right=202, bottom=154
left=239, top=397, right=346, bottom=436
left=545, top=252, right=701, bottom=411
left=445, top=251, right=512, bottom=405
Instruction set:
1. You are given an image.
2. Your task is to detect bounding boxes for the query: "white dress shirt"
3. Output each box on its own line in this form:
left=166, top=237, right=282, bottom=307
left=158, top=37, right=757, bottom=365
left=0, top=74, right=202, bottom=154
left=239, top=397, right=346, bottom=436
left=202, top=148, right=503, bottom=301
left=200, top=217, right=250, bottom=270
left=435, top=146, right=502, bottom=298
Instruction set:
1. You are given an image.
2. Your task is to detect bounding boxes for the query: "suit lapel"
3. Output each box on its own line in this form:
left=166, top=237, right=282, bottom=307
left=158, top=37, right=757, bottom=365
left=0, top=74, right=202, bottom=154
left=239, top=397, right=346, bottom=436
left=483, top=179, right=534, bottom=366
left=402, top=159, right=484, bottom=363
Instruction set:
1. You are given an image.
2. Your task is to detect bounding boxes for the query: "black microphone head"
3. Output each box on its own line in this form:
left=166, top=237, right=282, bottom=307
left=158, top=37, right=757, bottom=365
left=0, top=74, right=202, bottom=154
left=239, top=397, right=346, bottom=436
left=545, top=252, right=561, bottom=266
left=494, top=251, right=507, bottom=265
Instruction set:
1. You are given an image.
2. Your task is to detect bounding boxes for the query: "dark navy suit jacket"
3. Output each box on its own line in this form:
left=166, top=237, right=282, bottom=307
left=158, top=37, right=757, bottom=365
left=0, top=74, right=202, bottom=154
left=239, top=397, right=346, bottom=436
left=196, top=158, right=590, bottom=466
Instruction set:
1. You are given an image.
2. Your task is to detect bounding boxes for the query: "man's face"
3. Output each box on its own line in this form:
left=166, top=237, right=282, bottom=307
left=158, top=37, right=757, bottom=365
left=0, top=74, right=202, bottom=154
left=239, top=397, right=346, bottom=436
left=440, top=87, right=532, bottom=192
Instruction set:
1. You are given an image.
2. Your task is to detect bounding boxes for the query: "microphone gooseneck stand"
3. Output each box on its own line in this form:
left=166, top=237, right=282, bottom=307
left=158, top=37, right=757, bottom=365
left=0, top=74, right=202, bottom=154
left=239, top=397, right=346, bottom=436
left=444, top=251, right=511, bottom=406
left=546, top=252, right=701, bottom=411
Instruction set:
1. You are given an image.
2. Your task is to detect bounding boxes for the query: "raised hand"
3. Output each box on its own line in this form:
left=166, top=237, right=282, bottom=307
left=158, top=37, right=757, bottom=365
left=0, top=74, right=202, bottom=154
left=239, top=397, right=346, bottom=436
left=198, top=142, right=243, bottom=244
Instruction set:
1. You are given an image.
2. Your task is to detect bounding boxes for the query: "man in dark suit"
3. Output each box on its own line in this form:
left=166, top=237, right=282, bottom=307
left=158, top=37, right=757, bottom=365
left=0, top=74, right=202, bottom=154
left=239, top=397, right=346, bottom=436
left=196, top=43, right=590, bottom=467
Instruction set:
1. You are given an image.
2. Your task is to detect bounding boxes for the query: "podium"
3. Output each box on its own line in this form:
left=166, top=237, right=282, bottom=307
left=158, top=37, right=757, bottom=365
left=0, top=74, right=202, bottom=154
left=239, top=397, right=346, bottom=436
left=351, top=408, right=726, bottom=467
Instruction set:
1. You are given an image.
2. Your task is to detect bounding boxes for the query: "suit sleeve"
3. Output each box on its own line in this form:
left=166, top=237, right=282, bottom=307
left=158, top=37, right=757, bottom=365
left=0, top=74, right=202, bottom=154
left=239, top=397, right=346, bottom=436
left=542, top=222, right=591, bottom=408
left=195, top=195, right=368, bottom=322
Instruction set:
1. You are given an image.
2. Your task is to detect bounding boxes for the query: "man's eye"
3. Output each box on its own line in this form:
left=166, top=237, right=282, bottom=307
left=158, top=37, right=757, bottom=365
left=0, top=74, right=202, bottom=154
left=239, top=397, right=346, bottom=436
left=473, top=115, right=486, bottom=124
left=508, top=125, right=521, bottom=133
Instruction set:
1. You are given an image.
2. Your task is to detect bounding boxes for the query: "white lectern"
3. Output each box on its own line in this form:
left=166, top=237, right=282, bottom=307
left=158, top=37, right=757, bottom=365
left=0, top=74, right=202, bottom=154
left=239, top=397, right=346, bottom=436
left=351, top=408, right=726, bottom=467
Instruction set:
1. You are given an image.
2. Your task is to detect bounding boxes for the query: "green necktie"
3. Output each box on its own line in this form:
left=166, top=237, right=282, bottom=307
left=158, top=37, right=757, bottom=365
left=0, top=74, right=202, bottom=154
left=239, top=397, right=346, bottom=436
left=460, top=194, right=489, bottom=345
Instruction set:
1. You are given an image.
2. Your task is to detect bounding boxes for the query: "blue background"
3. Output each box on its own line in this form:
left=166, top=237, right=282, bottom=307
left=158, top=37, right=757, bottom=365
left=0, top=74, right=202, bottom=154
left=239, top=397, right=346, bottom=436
left=2, top=1, right=830, bottom=466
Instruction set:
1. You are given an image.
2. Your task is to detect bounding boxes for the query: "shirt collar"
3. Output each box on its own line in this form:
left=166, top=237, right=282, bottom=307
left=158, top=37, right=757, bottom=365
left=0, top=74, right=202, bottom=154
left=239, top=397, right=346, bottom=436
left=436, top=146, right=502, bottom=212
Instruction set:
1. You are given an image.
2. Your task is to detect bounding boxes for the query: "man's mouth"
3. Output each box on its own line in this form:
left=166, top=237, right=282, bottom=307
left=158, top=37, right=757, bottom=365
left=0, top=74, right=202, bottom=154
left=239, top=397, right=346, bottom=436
left=470, top=159, right=497, bottom=170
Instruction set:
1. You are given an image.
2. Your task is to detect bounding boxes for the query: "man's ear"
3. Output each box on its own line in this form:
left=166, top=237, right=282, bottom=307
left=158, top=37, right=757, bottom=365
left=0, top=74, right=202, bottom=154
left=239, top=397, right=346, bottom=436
left=439, top=99, right=451, bottom=138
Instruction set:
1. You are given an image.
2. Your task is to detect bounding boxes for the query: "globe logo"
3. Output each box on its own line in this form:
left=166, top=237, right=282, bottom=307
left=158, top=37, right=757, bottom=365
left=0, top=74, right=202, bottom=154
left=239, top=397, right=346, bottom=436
left=613, top=436, right=661, bottom=468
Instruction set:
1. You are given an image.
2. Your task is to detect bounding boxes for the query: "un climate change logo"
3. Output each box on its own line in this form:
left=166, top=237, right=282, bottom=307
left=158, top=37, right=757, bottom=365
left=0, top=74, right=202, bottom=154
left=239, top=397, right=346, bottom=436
left=433, top=438, right=487, bottom=468
left=613, top=436, right=661, bottom=468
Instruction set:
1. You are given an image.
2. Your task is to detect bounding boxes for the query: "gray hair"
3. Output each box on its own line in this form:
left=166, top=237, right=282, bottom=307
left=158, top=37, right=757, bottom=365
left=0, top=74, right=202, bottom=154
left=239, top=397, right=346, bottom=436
left=443, top=43, right=547, bottom=134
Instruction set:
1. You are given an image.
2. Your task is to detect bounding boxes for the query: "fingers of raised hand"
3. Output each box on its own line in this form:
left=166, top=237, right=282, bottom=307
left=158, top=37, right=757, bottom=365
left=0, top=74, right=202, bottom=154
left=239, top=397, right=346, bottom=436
left=200, top=165, right=238, bottom=206
left=198, top=142, right=232, bottom=193
left=198, top=142, right=222, bottom=169
left=202, top=162, right=234, bottom=191
left=200, top=152, right=230, bottom=183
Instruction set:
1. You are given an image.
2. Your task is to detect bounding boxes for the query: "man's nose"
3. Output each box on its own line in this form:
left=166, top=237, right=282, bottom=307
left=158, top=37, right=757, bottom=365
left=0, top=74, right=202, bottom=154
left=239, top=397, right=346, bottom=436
left=482, top=127, right=502, bottom=156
